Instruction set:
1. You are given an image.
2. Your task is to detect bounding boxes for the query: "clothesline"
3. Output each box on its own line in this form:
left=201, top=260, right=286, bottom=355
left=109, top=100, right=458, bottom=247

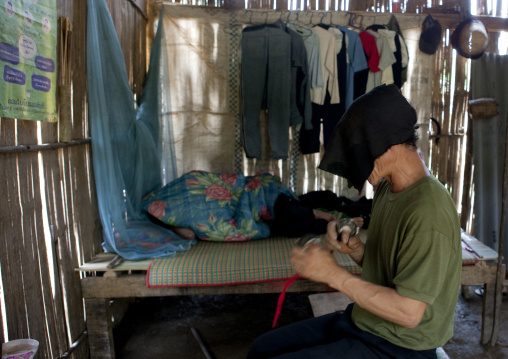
left=242, top=10, right=381, bottom=28
left=222, top=9, right=430, bottom=29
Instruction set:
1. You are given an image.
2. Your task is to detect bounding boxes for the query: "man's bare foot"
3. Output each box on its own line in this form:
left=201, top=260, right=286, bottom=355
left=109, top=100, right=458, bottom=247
left=173, top=227, right=196, bottom=239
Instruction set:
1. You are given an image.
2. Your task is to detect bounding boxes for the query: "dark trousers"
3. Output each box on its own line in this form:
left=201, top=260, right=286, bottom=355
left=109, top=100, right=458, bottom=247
left=247, top=304, right=437, bottom=359
left=241, top=27, right=291, bottom=159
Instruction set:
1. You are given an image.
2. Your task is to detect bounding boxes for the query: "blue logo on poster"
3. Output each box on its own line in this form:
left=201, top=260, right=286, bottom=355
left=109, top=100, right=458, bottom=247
left=0, top=42, right=20, bottom=65
left=4, top=65, right=25, bottom=85
left=35, top=56, right=55, bottom=73
left=32, top=74, right=51, bottom=92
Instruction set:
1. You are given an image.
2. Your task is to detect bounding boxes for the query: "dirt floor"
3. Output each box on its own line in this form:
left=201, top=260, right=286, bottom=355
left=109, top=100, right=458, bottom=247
left=114, top=287, right=508, bottom=359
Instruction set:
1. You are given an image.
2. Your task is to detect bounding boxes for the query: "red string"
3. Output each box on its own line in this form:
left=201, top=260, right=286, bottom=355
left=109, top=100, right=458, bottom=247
left=272, top=274, right=301, bottom=328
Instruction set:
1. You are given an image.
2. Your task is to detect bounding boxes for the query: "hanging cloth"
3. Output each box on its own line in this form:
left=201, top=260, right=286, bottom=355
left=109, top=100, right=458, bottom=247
left=86, top=0, right=195, bottom=259
left=318, top=84, right=417, bottom=191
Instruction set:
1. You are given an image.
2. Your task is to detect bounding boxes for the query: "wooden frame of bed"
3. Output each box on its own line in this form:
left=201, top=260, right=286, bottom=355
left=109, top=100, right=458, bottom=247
left=78, top=231, right=503, bottom=358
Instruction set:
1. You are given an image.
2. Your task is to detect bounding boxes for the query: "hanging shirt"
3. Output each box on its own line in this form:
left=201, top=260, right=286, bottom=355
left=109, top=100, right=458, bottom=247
left=386, top=15, right=410, bottom=86
left=366, top=30, right=396, bottom=93
left=287, top=24, right=323, bottom=90
left=289, top=27, right=312, bottom=130
left=359, top=31, right=380, bottom=73
left=378, top=29, right=398, bottom=85
left=339, top=27, right=369, bottom=109
left=399, top=33, right=409, bottom=69
left=311, top=26, right=340, bottom=105
left=328, top=27, right=344, bottom=54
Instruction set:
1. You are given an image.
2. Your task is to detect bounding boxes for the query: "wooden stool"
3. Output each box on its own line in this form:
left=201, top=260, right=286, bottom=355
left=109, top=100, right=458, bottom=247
left=308, top=292, right=450, bottom=359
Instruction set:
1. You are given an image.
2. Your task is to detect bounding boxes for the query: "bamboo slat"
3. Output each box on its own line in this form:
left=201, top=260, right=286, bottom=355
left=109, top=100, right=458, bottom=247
left=1, top=155, right=29, bottom=340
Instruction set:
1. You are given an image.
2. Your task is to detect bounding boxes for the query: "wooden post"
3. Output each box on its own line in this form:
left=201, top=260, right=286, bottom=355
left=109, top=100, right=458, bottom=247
left=481, top=283, right=495, bottom=345
left=490, top=110, right=508, bottom=346
left=85, top=298, right=115, bottom=359
left=460, top=115, right=473, bottom=230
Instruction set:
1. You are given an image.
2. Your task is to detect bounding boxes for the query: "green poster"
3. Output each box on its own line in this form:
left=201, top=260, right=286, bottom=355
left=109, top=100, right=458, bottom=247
left=0, top=0, right=57, bottom=122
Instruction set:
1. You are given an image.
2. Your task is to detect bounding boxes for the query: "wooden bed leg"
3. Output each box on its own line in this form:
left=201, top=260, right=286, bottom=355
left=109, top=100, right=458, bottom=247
left=481, top=283, right=495, bottom=345
left=461, top=285, right=470, bottom=299
left=85, top=298, right=116, bottom=359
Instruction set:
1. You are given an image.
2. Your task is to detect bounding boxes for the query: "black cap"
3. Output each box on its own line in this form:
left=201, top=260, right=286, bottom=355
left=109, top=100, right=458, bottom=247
left=419, top=15, right=442, bottom=55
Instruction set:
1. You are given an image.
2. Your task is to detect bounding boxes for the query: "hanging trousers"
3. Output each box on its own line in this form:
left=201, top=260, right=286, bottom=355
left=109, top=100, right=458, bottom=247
left=241, top=27, right=292, bottom=159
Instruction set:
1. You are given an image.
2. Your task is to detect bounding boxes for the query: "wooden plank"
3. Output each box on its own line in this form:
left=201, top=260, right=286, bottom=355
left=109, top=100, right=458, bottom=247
left=0, top=154, right=28, bottom=340
left=481, top=282, right=495, bottom=345
left=81, top=274, right=333, bottom=298
left=15, top=120, right=56, bottom=358
left=461, top=230, right=499, bottom=260
left=58, top=142, right=103, bottom=351
left=0, top=118, right=18, bottom=345
left=77, top=255, right=153, bottom=272
left=85, top=298, right=116, bottom=359
left=69, top=0, right=89, bottom=142
left=460, top=263, right=500, bottom=285
left=49, top=146, right=91, bottom=355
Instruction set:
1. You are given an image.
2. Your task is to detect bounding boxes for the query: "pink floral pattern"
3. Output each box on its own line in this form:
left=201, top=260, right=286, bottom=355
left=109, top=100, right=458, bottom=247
left=245, top=177, right=262, bottom=191
left=148, top=201, right=166, bottom=219
left=224, top=233, right=250, bottom=242
left=203, top=183, right=233, bottom=201
left=259, top=205, right=271, bottom=220
left=186, top=178, right=199, bottom=186
left=219, top=173, right=238, bottom=186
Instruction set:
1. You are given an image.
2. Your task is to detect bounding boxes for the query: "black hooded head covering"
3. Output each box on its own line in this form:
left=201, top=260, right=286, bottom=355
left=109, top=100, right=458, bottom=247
left=318, top=84, right=417, bottom=191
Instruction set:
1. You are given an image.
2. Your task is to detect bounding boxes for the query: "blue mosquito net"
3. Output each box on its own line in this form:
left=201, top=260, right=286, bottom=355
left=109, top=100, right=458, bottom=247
left=86, top=0, right=196, bottom=259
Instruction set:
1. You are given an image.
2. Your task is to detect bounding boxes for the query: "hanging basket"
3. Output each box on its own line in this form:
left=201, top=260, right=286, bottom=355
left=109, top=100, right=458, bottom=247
left=468, top=98, right=499, bottom=120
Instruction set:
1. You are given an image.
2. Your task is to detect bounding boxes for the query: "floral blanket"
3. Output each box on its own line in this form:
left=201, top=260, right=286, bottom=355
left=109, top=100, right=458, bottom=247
left=141, top=171, right=297, bottom=241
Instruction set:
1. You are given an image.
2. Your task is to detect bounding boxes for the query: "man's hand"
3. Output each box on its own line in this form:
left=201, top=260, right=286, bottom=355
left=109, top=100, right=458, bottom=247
left=290, top=243, right=345, bottom=284
left=324, top=221, right=365, bottom=266
left=325, top=221, right=362, bottom=252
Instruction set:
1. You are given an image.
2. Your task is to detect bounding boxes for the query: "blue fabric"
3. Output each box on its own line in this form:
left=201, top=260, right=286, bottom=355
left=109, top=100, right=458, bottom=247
left=338, top=27, right=369, bottom=109
left=86, top=0, right=195, bottom=259
left=142, top=172, right=297, bottom=241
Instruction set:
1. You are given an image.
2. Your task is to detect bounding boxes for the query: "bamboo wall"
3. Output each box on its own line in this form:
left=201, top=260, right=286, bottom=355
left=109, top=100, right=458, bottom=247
left=0, top=0, right=506, bottom=358
left=0, top=1, right=148, bottom=358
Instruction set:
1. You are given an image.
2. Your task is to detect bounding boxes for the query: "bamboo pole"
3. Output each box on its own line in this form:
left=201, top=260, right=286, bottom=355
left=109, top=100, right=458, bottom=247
left=0, top=139, right=91, bottom=154
left=491, top=108, right=508, bottom=345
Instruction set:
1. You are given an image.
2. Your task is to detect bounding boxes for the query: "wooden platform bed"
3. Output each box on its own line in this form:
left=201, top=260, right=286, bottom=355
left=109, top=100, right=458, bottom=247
left=78, top=231, right=503, bottom=359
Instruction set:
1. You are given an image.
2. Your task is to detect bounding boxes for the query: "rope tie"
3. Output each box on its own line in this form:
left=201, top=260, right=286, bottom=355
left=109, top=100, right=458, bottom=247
left=272, top=273, right=301, bottom=328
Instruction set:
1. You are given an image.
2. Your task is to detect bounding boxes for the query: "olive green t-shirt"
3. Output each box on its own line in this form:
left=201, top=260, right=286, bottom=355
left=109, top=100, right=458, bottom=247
left=351, top=175, right=461, bottom=350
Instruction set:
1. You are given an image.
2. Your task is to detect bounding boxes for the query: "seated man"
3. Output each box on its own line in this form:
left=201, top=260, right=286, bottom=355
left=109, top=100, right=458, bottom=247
left=247, top=84, right=461, bottom=358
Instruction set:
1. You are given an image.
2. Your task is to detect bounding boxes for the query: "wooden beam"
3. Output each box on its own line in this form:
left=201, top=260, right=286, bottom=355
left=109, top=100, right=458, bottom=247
left=475, top=15, right=508, bottom=33
left=0, top=138, right=91, bottom=154
left=126, top=0, right=148, bottom=20
left=81, top=274, right=333, bottom=299
left=460, top=263, right=501, bottom=285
